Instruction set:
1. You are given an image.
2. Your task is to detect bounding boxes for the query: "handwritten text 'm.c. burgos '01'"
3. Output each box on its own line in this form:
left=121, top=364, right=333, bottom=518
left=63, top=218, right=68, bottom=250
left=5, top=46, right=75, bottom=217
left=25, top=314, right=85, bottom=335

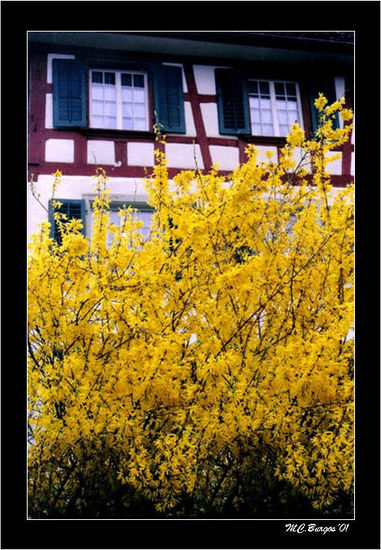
left=285, top=523, right=350, bottom=535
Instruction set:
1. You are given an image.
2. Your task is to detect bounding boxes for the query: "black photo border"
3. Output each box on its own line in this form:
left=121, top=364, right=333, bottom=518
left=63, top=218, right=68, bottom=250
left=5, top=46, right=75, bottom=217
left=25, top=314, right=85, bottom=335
left=1, top=2, right=380, bottom=548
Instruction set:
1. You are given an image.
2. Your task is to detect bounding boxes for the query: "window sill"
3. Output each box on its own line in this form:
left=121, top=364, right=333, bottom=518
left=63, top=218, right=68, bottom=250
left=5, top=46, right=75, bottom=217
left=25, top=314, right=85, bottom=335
left=243, top=135, right=287, bottom=146
left=79, top=128, right=157, bottom=140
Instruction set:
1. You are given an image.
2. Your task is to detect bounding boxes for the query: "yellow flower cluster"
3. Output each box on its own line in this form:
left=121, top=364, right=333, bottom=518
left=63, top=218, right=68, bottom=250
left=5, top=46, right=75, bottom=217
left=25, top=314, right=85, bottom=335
left=28, top=95, right=354, bottom=517
left=314, top=93, right=328, bottom=111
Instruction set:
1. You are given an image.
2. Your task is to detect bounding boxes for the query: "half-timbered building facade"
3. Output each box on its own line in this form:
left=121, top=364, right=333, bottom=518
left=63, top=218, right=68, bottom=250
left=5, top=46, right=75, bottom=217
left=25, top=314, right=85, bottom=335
left=28, top=31, right=354, bottom=239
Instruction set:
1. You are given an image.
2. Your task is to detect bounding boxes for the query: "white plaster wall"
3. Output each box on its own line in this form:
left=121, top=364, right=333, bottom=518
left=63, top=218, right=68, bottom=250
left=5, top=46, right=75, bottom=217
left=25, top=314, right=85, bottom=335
left=290, top=147, right=311, bottom=173
left=47, top=53, right=75, bottom=83
left=27, top=174, right=185, bottom=240
left=326, top=152, right=342, bottom=175
left=210, top=145, right=239, bottom=171
left=127, top=142, right=154, bottom=167
left=87, top=141, right=115, bottom=165
left=255, top=146, right=278, bottom=163
left=45, top=93, right=53, bottom=128
left=45, top=139, right=74, bottom=163
left=184, top=102, right=196, bottom=136
left=27, top=175, right=151, bottom=238
left=200, top=103, right=225, bottom=138
left=328, top=187, right=345, bottom=201
left=165, top=143, right=204, bottom=170
left=193, top=65, right=218, bottom=95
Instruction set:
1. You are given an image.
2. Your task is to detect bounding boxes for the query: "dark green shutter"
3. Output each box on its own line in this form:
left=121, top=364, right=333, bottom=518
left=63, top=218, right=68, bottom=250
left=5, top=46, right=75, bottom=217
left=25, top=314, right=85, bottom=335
left=153, top=65, right=185, bottom=133
left=215, top=69, right=250, bottom=135
left=309, top=77, right=339, bottom=135
left=53, top=59, right=87, bottom=128
left=49, top=199, right=86, bottom=244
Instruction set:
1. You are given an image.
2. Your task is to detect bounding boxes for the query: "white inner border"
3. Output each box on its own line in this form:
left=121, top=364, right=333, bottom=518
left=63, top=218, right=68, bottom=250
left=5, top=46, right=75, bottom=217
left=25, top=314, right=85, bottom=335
left=27, top=29, right=355, bottom=523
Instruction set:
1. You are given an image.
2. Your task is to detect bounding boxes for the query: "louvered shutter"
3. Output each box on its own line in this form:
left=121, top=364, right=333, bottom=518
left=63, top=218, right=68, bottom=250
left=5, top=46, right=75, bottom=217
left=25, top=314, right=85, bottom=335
left=215, top=69, right=250, bottom=135
left=49, top=199, right=86, bottom=244
left=309, top=77, right=339, bottom=135
left=153, top=65, right=185, bottom=133
left=52, top=59, right=87, bottom=127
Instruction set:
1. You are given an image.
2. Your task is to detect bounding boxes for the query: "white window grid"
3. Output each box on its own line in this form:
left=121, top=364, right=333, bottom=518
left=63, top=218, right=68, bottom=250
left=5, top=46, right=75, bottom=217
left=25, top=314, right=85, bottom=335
left=89, top=69, right=149, bottom=131
left=248, top=79, right=304, bottom=137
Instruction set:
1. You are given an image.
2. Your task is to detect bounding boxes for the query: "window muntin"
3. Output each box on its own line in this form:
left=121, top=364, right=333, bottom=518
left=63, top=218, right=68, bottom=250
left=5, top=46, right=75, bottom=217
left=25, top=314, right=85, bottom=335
left=90, top=70, right=149, bottom=131
left=248, top=80, right=303, bottom=137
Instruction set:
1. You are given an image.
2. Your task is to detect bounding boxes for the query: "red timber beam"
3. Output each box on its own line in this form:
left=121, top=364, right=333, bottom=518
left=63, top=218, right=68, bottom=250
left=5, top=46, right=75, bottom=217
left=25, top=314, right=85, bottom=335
left=183, top=64, right=213, bottom=171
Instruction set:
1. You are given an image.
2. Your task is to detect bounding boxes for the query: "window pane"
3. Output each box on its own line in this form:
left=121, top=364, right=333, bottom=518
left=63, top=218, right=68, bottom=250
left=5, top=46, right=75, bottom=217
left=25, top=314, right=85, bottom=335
left=92, top=100, right=104, bottom=115
left=288, top=110, right=299, bottom=124
left=105, top=72, right=115, bottom=85
left=279, top=124, right=289, bottom=136
left=92, top=86, right=103, bottom=100
left=122, top=88, right=133, bottom=101
left=140, top=213, right=153, bottom=238
left=261, top=109, right=273, bottom=123
left=139, top=211, right=152, bottom=225
left=133, top=89, right=145, bottom=103
left=275, top=82, right=285, bottom=96
left=141, top=227, right=150, bottom=239
left=122, top=102, right=133, bottom=117
left=260, top=98, right=271, bottom=109
left=107, top=210, right=121, bottom=247
left=252, top=123, right=262, bottom=135
left=107, top=208, right=153, bottom=246
left=133, top=74, right=145, bottom=88
left=286, top=96, right=298, bottom=105
left=250, top=109, right=261, bottom=123
left=123, top=117, right=134, bottom=130
left=130, top=210, right=153, bottom=239
left=134, top=103, right=146, bottom=117
left=104, top=87, right=116, bottom=101
left=263, top=124, right=274, bottom=136
left=121, top=73, right=132, bottom=87
left=104, top=116, right=117, bottom=128
left=259, top=81, right=270, bottom=95
left=104, top=101, right=116, bottom=116
left=109, top=211, right=121, bottom=226
left=286, top=82, right=296, bottom=96
left=278, top=110, right=288, bottom=124
left=92, top=71, right=103, bottom=83
left=276, top=99, right=287, bottom=111
left=249, top=97, right=260, bottom=109
left=134, top=118, right=147, bottom=131
left=92, top=115, right=104, bottom=128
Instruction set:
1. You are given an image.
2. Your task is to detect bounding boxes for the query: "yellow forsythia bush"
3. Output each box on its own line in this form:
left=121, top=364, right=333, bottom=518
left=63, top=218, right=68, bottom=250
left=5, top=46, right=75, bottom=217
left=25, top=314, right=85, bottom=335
left=28, top=97, right=354, bottom=518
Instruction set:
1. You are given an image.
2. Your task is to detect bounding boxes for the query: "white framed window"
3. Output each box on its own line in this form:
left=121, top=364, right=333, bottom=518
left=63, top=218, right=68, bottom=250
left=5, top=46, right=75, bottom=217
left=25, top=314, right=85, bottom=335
left=89, top=69, right=149, bottom=131
left=84, top=196, right=153, bottom=248
left=107, top=202, right=153, bottom=246
left=248, top=80, right=303, bottom=137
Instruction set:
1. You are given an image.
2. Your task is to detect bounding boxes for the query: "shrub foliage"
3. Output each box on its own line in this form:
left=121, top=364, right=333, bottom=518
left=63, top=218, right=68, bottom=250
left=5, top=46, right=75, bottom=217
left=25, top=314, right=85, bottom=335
left=28, top=97, right=354, bottom=518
